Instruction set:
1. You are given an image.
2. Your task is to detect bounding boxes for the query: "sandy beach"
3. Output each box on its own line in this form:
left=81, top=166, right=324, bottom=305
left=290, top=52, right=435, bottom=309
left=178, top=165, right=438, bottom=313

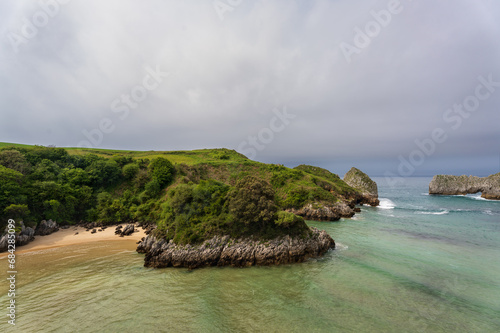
left=3, top=224, right=146, bottom=256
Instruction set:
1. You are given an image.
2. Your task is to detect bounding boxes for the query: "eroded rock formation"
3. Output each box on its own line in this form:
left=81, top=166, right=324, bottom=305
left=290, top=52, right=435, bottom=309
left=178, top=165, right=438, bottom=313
left=286, top=202, right=355, bottom=221
left=35, top=219, right=59, bottom=236
left=343, top=167, right=379, bottom=206
left=429, top=173, right=500, bottom=200
left=137, top=227, right=335, bottom=269
left=0, top=221, right=36, bottom=252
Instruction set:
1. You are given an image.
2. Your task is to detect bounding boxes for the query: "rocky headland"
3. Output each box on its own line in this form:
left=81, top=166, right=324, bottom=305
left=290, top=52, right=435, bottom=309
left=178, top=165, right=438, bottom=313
left=284, top=165, right=379, bottom=221
left=136, top=227, right=335, bottom=269
left=429, top=173, right=500, bottom=200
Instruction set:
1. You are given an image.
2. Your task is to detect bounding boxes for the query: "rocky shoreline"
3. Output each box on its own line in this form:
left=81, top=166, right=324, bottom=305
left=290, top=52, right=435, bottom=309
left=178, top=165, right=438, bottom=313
left=0, top=219, right=59, bottom=252
left=136, top=227, right=335, bottom=269
left=429, top=173, right=500, bottom=200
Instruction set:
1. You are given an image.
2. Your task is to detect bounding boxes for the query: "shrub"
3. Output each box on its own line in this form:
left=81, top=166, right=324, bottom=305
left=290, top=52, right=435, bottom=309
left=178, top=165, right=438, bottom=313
left=275, top=211, right=304, bottom=228
left=227, top=176, right=277, bottom=229
left=145, top=178, right=162, bottom=197
left=3, top=204, right=30, bottom=220
left=148, top=157, right=174, bottom=187
left=283, top=187, right=309, bottom=208
left=0, top=150, right=31, bottom=174
left=122, top=163, right=139, bottom=180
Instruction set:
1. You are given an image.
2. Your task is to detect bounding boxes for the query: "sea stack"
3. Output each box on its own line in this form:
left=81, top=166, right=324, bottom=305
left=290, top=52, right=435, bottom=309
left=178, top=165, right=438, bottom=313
left=343, top=167, right=380, bottom=206
left=429, top=173, right=500, bottom=200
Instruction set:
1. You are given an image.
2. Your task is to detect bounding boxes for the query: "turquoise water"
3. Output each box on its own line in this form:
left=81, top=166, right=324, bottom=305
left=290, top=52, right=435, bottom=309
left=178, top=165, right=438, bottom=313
left=1, top=177, right=500, bottom=332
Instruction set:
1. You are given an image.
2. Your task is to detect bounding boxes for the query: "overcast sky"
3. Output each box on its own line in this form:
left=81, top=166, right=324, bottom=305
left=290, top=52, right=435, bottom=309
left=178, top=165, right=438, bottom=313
left=1, top=0, right=499, bottom=177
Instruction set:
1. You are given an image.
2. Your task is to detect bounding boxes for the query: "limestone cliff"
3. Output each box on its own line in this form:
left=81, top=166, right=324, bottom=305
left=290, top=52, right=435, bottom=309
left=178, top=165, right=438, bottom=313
left=137, top=227, right=335, bottom=269
left=343, top=167, right=379, bottom=206
left=429, top=173, right=500, bottom=200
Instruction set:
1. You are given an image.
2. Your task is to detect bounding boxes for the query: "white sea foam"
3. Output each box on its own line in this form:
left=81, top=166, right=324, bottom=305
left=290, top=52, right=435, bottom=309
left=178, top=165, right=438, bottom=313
left=335, top=242, right=349, bottom=251
left=462, top=193, right=500, bottom=202
left=417, top=210, right=449, bottom=215
left=378, top=198, right=395, bottom=210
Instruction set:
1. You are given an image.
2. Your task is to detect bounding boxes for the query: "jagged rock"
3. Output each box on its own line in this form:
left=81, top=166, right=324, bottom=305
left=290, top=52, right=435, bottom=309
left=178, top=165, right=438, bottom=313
left=91, top=229, right=96, bottom=234
left=120, top=224, right=135, bottom=236
left=0, top=222, right=36, bottom=252
left=286, top=202, right=355, bottom=221
left=16, top=226, right=35, bottom=246
left=0, top=235, right=7, bottom=252
left=137, top=228, right=335, bottom=269
left=343, top=167, right=379, bottom=206
left=35, top=219, right=59, bottom=236
left=429, top=173, right=500, bottom=200
left=144, top=225, right=156, bottom=235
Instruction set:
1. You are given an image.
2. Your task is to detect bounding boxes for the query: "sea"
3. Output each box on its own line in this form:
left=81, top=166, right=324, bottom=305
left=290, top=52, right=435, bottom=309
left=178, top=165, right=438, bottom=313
left=1, top=177, right=499, bottom=332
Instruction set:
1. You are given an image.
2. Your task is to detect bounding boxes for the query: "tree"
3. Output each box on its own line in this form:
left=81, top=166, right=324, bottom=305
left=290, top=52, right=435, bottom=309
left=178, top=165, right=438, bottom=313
left=0, top=149, right=31, bottom=174
left=58, top=168, right=90, bottom=186
left=145, top=178, right=162, bottom=197
left=29, top=159, right=61, bottom=181
left=122, top=163, right=139, bottom=180
left=227, top=176, right=277, bottom=230
left=148, top=157, right=174, bottom=187
left=3, top=204, right=30, bottom=221
left=86, top=159, right=122, bottom=187
left=25, top=146, right=69, bottom=165
left=0, top=165, right=25, bottom=226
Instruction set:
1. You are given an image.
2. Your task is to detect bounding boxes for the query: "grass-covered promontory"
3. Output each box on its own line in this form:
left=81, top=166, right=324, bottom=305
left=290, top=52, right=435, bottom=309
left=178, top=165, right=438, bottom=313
left=0, top=143, right=365, bottom=244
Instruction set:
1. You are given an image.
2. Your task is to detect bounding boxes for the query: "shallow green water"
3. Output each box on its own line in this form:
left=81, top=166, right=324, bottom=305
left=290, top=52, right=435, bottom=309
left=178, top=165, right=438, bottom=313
left=1, top=177, right=500, bottom=332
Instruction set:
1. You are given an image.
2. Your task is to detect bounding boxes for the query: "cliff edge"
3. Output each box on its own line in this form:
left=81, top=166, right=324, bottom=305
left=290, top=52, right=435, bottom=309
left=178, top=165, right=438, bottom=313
left=137, top=227, right=335, bottom=269
left=429, top=173, right=500, bottom=200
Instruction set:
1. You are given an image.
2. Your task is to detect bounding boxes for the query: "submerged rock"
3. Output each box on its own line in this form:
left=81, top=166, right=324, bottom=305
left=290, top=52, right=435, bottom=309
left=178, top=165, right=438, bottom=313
left=137, top=228, right=335, bottom=269
left=35, top=219, right=59, bottom=236
left=429, top=173, right=500, bottom=200
left=343, top=167, right=379, bottom=206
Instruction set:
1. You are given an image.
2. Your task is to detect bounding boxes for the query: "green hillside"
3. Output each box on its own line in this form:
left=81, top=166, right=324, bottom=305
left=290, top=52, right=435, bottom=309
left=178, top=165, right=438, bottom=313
left=0, top=142, right=362, bottom=244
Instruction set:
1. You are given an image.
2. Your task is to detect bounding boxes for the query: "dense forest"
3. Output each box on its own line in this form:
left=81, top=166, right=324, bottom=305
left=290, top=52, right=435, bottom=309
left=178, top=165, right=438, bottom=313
left=0, top=144, right=361, bottom=244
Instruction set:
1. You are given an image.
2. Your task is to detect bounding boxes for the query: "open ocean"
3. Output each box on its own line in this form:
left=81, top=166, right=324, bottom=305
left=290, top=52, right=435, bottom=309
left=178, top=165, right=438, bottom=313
left=1, top=177, right=499, bottom=332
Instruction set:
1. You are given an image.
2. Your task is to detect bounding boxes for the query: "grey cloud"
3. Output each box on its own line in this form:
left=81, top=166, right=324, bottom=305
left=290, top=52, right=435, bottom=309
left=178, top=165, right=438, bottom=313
left=0, top=0, right=499, bottom=177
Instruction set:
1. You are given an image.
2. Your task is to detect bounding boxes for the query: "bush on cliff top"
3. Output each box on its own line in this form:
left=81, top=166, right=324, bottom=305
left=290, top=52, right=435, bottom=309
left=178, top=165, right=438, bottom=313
left=155, top=176, right=309, bottom=244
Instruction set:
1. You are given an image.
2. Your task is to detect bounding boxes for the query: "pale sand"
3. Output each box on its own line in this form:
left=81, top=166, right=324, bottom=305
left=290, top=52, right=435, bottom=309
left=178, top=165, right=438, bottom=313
left=12, top=224, right=146, bottom=255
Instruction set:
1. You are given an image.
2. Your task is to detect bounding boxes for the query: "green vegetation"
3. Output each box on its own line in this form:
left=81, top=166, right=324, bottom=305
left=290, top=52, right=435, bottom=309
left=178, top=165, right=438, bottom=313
left=0, top=142, right=360, bottom=243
